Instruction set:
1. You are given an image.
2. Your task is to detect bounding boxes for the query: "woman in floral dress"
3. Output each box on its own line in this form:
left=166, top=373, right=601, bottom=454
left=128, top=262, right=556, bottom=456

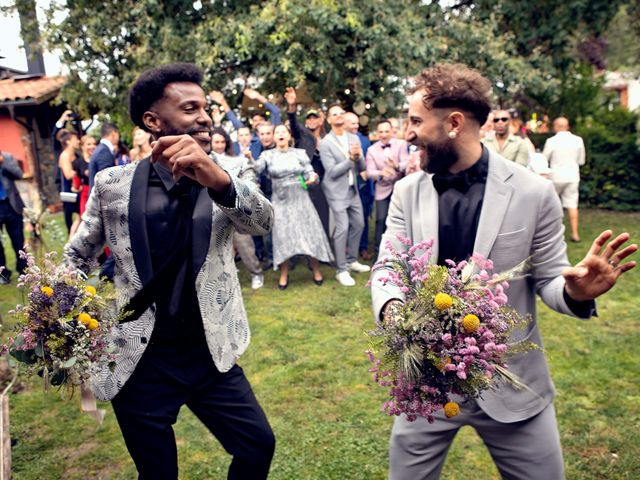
left=255, top=125, right=334, bottom=289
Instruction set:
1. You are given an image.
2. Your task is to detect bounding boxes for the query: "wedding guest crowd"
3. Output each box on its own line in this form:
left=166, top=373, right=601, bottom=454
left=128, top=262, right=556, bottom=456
left=3, top=76, right=590, bottom=293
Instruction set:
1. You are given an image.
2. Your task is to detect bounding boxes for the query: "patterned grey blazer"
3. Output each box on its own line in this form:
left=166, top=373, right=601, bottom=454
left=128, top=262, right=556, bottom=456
left=64, top=157, right=273, bottom=401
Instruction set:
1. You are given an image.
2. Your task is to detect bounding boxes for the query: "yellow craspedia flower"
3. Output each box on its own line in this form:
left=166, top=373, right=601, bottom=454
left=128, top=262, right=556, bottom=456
left=77, top=313, right=92, bottom=325
left=434, top=293, right=453, bottom=311
left=88, top=318, right=99, bottom=330
left=444, top=401, right=460, bottom=418
left=41, top=286, right=54, bottom=297
left=462, top=314, right=481, bottom=333
left=85, top=286, right=97, bottom=296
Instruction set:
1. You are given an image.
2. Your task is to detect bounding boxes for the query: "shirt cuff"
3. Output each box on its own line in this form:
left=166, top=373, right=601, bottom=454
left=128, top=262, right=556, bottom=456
left=207, top=180, right=236, bottom=208
left=563, top=288, right=597, bottom=319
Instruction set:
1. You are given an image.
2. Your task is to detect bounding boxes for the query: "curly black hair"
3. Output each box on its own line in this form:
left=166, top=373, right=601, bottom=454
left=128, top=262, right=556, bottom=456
left=128, top=63, right=203, bottom=131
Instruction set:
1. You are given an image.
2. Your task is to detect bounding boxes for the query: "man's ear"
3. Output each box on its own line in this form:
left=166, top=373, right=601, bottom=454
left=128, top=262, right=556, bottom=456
left=447, top=111, right=465, bottom=134
left=143, top=111, right=161, bottom=135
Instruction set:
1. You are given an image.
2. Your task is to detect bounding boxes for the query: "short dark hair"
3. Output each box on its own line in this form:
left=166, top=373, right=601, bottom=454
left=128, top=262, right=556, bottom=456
left=129, top=62, right=204, bottom=130
left=100, top=122, right=119, bottom=138
left=376, top=119, right=392, bottom=129
left=409, top=63, right=493, bottom=125
left=211, top=127, right=234, bottom=156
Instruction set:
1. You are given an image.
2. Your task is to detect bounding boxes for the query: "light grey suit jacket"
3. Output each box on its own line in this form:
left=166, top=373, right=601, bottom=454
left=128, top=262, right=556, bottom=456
left=371, top=150, right=591, bottom=423
left=319, top=131, right=365, bottom=205
left=64, top=158, right=273, bottom=401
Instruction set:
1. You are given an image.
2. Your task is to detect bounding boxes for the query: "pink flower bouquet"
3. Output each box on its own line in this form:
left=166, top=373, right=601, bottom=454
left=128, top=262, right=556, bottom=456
left=368, top=236, right=536, bottom=422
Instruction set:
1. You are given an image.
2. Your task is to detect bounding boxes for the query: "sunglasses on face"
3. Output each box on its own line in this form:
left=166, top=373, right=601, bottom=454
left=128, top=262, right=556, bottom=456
left=493, top=117, right=510, bottom=123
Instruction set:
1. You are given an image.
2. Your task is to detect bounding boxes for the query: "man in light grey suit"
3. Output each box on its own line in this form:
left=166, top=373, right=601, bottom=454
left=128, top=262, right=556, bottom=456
left=319, top=104, right=371, bottom=287
left=65, top=63, right=275, bottom=479
left=371, top=64, right=637, bottom=480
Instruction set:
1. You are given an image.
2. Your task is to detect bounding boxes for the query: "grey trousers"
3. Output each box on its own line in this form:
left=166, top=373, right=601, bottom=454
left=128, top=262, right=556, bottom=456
left=328, top=190, right=365, bottom=272
left=389, top=401, right=564, bottom=480
left=233, top=232, right=262, bottom=275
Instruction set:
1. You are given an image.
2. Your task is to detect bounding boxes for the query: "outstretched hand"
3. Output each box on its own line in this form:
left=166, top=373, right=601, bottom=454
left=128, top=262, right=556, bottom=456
left=563, top=230, right=637, bottom=301
left=284, top=87, right=297, bottom=107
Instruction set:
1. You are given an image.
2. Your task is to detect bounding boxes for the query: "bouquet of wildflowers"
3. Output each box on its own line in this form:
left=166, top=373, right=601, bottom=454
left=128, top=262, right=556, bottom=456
left=367, top=236, right=536, bottom=423
left=1, top=250, right=119, bottom=393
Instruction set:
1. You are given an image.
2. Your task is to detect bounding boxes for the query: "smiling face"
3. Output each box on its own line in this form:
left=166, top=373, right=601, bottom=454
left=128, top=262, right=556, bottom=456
left=211, top=133, right=227, bottom=155
left=327, top=105, right=345, bottom=129
left=344, top=112, right=359, bottom=134
left=237, top=126, right=252, bottom=147
left=133, top=127, right=151, bottom=148
left=257, top=123, right=275, bottom=147
left=305, top=114, right=321, bottom=131
left=144, top=81, right=213, bottom=154
left=81, top=136, right=96, bottom=158
left=405, top=90, right=458, bottom=174
left=376, top=121, right=392, bottom=144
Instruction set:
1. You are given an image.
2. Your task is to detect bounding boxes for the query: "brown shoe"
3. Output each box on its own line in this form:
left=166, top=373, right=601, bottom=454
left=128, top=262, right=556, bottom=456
left=359, top=250, right=372, bottom=260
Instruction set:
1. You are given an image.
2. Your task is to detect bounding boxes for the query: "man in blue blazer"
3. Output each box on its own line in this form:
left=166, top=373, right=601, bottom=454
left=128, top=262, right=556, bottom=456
left=89, top=122, right=120, bottom=189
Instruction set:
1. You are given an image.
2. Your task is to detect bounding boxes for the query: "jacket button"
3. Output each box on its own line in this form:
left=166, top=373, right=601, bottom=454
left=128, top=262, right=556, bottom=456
left=141, top=337, right=147, bottom=344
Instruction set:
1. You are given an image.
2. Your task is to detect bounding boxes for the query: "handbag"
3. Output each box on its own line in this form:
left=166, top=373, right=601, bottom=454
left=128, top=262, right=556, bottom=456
left=60, top=191, right=78, bottom=203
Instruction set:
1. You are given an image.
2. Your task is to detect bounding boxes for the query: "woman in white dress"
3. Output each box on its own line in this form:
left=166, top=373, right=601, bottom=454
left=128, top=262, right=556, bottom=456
left=255, top=125, right=334, bottom=289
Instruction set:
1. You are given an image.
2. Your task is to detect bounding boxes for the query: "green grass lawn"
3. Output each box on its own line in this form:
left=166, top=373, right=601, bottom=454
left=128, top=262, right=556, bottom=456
left=1, top=209, right=639, bottom=479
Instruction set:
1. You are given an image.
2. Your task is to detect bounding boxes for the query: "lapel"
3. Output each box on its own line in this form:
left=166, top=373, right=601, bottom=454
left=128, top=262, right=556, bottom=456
left=128, top=159, right=153, bottom=286
left=418, top=173, right=440, bottom=262
left=192, top=187, right=213, bottom=277
left=473, top=152, right=514, bottom=257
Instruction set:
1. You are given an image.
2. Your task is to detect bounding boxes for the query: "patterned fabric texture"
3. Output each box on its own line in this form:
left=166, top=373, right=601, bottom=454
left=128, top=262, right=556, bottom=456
left=64, top=158, right=273, bottom=401
left=256, top=148, right=334, bottom=268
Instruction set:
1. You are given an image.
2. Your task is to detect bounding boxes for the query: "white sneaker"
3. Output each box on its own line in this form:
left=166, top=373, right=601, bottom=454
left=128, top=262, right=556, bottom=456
left=251, top=274, right=264, bottom=289
left=347, top=261, right=371, bottom=273
left=336, top=270, right=356, bottom=287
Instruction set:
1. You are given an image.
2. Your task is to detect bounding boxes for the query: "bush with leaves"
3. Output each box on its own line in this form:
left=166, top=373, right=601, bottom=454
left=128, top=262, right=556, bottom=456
left=576, top=108, right=640, bottom=212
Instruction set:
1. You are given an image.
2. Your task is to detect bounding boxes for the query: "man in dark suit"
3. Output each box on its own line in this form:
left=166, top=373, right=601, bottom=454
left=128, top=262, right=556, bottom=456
left=88, top=122, right=120, bottom=280
left=89, top=122, right=120, bottom=189
left=0, top=151, right=26, bottom=284
left=65, top=63, right=275, bottom=479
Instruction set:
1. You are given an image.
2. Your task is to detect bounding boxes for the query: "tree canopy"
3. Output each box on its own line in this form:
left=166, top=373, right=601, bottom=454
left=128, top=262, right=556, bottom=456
left=31, top=0, right=627, bottom=124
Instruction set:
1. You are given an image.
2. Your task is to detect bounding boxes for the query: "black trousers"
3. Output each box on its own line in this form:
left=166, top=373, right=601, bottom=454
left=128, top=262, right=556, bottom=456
left=62, top=198, right=79, bottom=232
left=374, top=196, right=392, bottom=254
left=111, top=337, right=275, bottom=480
left=0, top=201, right=26, bottom=276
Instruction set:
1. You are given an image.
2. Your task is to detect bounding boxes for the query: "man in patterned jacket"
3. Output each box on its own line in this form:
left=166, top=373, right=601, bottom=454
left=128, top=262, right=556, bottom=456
left=64, top=63, right=275, bottom=480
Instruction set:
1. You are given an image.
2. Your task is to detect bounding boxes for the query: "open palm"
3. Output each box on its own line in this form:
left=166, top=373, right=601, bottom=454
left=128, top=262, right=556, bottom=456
left=563, top=230, right=637, bottom=301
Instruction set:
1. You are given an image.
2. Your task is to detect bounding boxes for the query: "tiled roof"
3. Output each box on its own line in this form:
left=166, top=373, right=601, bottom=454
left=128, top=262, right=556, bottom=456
left=0, top=75, right=65, bottom=105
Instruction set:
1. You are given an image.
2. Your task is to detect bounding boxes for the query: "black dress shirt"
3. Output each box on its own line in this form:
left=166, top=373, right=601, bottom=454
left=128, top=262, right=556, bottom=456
left=435, top=147, right=489, bottom=266
left=434, top=146, right=595, bottom=317
left=145, top=163, right=236, bottom=340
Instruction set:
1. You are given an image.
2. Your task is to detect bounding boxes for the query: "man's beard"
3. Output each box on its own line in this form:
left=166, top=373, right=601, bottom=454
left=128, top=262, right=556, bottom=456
left=420, top=138, right=459, bottom=174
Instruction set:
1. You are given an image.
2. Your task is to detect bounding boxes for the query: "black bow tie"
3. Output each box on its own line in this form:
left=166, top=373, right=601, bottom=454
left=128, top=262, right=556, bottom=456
left=381, top=144, right=391, bottom=149
left=432, top=172, right=472, bottom=194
